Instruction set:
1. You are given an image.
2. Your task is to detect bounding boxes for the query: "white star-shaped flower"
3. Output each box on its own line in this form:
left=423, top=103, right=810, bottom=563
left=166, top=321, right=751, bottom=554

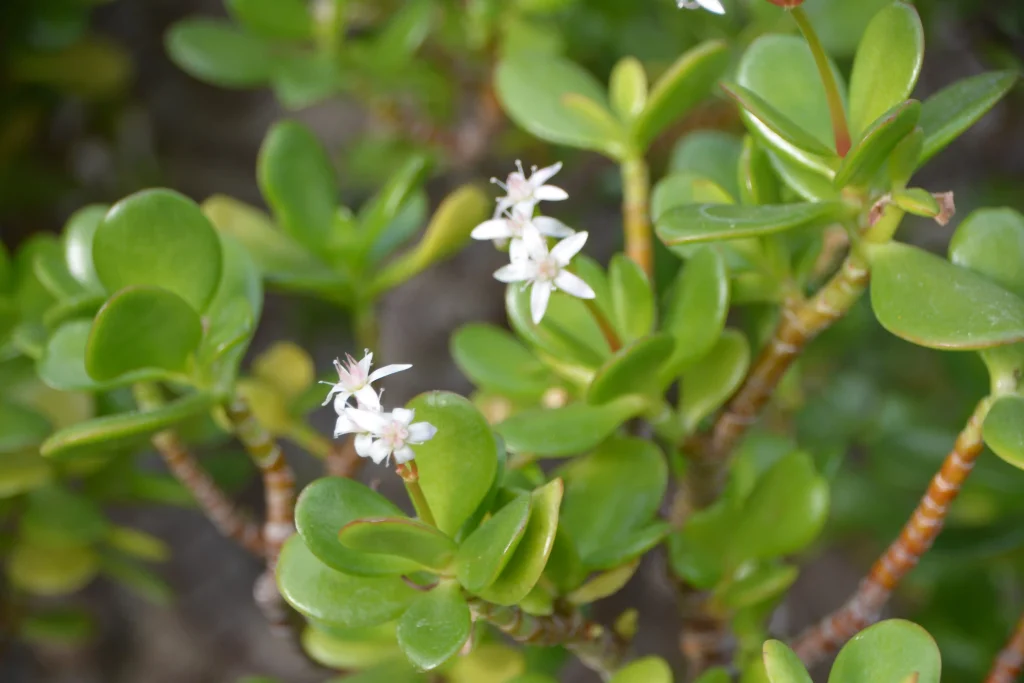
left=337, top=407, right=437, bottom=465
left=676, top=0, right=726, bottom=14
left=493, top=227, right=595, bottom=325
left=471, top=205, right=575, bottom=262
left=321, top=351, right=410, bottom=413
left=491, top=161, right=568, bottom=217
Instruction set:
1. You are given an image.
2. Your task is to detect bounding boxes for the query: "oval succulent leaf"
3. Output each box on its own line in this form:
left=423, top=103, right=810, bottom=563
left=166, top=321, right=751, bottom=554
left=918, top=71, right=1018, bottom=165
left=763, top=640, right=812, bottom=683
left=657, top=202, right=845, bottom=246
left=949, top=207, right=1024, bottom=300
left=396, top=582, right=471, bottom=671
left=720, top=82, right=837, bottom=158
left=496, top=395, right=647, bottom=457
left=455, top=494, right=532, bottom=593
left=827, top=619, right=940, bottom=683
left=339, top=517, right=457, bottom=572
left=982, top=395, right=1024, bottom=471
left=834, top=100, right=921, bottom=189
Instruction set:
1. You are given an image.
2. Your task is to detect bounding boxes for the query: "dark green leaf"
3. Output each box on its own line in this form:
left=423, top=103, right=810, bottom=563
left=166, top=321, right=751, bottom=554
left=99, top=554, right=173, bottom=605
left=276, top=535, right=418, bottom=629
left=847, top=2, right=924, bottom=137
left=584, top=522, right=671, bottom=571
left=19, top=609, right=96, bottom=646
left=496, top=396, right=647, bottom=457
left=870, top=242, right=1024, bottom=350
left=339, top=517, right=456, bottom=571
left=165, top=19, right=273, bottom=87
left=587, top=335, right=674, bottom=405
left=396, top=582, right=471, bottom=671
left=456, top=493, right=531, bottom=593
left=295, top=477, right=423, bottom=577
left=834, top=100, right=921, bottom=189
left=21, top=486, right=108, bottom=546
left=451, top=324, right=554, bottom=399
left=680, top=330, right=751, bottom=432
left=406, top=392, right=498, bottom=536
left=506, top=283, right=611, bottom=370
left=919, top=71, right=1017, bottom=164
left=608, top=254, right=654, bottom=342
left=0, top=400, right=51, bottom=452
left=662, top=246, right=729, bottom=377
left=634, top=40, right=729, bottom=149
left=258, top=120, right=338, bottom=252
left=93, top=189, right=223, bottom=312
left=657, top=202, right=843, bottom=245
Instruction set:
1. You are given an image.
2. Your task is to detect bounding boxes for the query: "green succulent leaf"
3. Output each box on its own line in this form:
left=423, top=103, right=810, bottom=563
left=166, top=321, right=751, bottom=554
left=670, top=131, right=744, bottom=202
left=634, top=40, right=729, bottom=150
left=834, top=100, right=921, bottom=189
left=763, top=640, right=812, bottom=683
left=300, top=623, right=399, bottom=671
left=258, top=120, right=338, bottom=253
left=827, top=619, right=940, bottom=683
left=456, top=493, right=532, bottom=593
left=651, top=173, right=734, bottom=222
left=295, top=477, right=423, bottom=577
left=0, top=452, right=52, bottom=499
left=609, top=56, right=648, bottom=122
left=982, top=395, right=1024, bottom=470
left=506, top=283, right=611, bottom=371
left=919, top=70, right=1018, bottom=165
left=276, top=536, right=419, bottom=630
left=21, top=486, right=108, bottom=546
left=870, top=242, right=1024, bottom=350
left=587, top=334, right=674, bottom=405
left=662, top=246, right=729, bottom=377
left=679, top=329, right=751, bottom=432
left=226, top=0, right=312, bottom=40
left=396, top=582, right=472, bottom=671
left=339, top=517, right=456, bottom=572
left=0, top=401, right=52, bottom=453
left=93, top=189, right=223, bottom=312
left=452, top=324, right=555, bottom=399
left=496, top=395, right=647, bottom=457
left=39, top=320, right=158, bottom=391
left=406, top=392, right=498, bottom=536
left=558, top=436, right=667, bottom=566
left=166, top=19, right=274, bottom=87
left=721, top=82, right=836, bottom=158
left=565, top=559, right=640, bottom=605
left=610, top=656, right=673, bottom=683
left=584, top=522, right=671, bottom=570
left=478, top=479, right=562, bottom=605
left=847, top=2, right=924, bottom=137
left=8, top=542, right=98, bottom=596
left=949, top=208, right=1024, bottom=300
left=657, top=202, right=844, bottom=246
left=41, top=392, right=214, bottom=460
left=609, top=254, right=655, bottom=342
left=717, top=563, right=798, bottom=611
left=86, top=286, right=203, bottom=381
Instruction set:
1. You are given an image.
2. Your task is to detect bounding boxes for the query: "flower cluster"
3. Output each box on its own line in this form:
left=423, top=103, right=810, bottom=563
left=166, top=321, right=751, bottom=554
left=472, top=161, right=595, bottom=324
left=323, top=352, right=436, bottom=466
left=676, top=0, right=726, bottom=14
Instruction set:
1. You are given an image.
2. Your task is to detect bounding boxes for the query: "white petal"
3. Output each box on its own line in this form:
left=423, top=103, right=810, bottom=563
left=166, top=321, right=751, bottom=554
left=555, top=270, right=596, bottom=300
left=521, top=223, right=549, bottom=261
left=353, top=385, right=381, bottom=411
left=334, top=414, right=359, bottom=437
left=533, top=216, right=575, bottom=238
left=332, top=390, right=353, bottom=414
left=698, top=0, right=726, bottom=14
left=346, top=407, right=389, bottom=434
left=533, top=185, right=568, bottom=202
left=369, top=440, right=392, bottom=465
left=322, top=383, right=342, bottom=407
left=508, top=238, right=529, bottom=263
left=494, top=261, right=537, bottom=283
left=393, top=446, right=416, bottom=464
left=408, top=422, right=437, bottom=444
left=550, top=231, right=588, bottom=265
left=367, top=363, right=412, bottom=383
left=358, top=351, right=373, bottom=376
left=354, top=433, right=374, bottom=457
left=529, top=162, right=563, bottom=186
left=391, top=407, right=415, bottom=425
left=471, top=219, right=514, bottom=241
left=530, top=280, right=553, bottom=325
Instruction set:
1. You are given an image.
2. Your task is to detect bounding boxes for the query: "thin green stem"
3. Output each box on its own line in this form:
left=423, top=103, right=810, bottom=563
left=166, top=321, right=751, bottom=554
left=621, top=156, right=653, bottom=279
left=791, top=8, right=851, bottom=157
left=397, top=462, right=437, bottom=527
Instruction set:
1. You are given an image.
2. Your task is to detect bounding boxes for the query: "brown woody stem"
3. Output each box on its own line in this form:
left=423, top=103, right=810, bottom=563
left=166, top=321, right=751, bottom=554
left=469, top=599, right=629, bottom=678
left=986, top=614, right=1024, bottom=683
left=791, top=398, right=992, bottom=665
left=621, top=156, right=653, bottom=280
left=226, top=396, right=296, bottom=567
left=132, top=384, right=264, bottom=556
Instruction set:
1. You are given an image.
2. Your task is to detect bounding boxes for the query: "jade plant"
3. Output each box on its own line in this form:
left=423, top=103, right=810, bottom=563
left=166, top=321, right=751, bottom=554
left=3, top=1, right=1024, bottom=682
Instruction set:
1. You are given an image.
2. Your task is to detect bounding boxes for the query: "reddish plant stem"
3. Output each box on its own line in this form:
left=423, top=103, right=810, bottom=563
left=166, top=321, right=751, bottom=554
left=791, top=398, right=992, bottom=665
left=987, top=614, right=1024, bottom=683
left=150, top=428, right=265, bottom=556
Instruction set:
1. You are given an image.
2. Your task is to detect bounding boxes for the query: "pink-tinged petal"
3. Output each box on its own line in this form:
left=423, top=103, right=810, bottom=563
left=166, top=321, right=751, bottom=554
left=550, top=231, right=588, bottom=265
left=555, top=271, right=596, bottom=300
left=529, top=161, right=563, bottom=186
left=357, top=351, right=373, bottom=378
left=368, top=440, right=392, bottom=465
left=533, top=185, right=568, bottom=202
left=353, top=385, right=380, bottom=411
left=530, top=280, right=553, bottom=325
left=332, top=390, right=353, bottom=414
left=408, top=422, right=437, bottom=444
left=393, top=446, right=416, bottom=464
left=346, top=407, right=389, bottom=434
left=494, top=262, right=537, bottom=283
left=471, top=219, right=514, bottom=241
left=354, top=433, right=374, bottom=457
left=391, top=408, right=415, bottom=425
left=334, top=414, right=359, bottom=437
left=508, top=238, right=529, bottom=263
left=521, top=223, right=549, bottom=261
left=367, top=363, right=412, bottom=383
left=533, top=216, right=575, bottom=238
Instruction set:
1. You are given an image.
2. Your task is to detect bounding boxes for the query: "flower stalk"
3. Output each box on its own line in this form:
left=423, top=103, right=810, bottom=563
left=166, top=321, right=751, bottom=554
left=791, top=7, right=851, bottom=156
left=791, top=397, right=993, bottom=664
left=397, top=461, right=438, bottom=527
